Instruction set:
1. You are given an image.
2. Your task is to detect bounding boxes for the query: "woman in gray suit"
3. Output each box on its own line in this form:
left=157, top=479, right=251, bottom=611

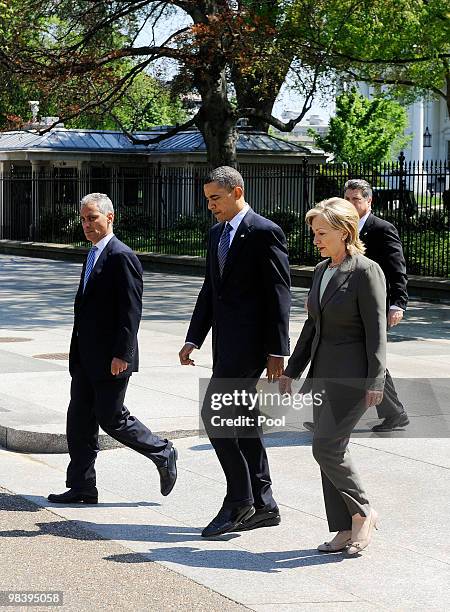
left=280, top=197, right=386, bottom=554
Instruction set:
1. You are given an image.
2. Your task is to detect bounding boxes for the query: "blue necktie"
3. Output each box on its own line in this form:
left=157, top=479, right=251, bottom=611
left=83, top=246, right=98, bottom=291
left=218, top=223, right=232, bottom=276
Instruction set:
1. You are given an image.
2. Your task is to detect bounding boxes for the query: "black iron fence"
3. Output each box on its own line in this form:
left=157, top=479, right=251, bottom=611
left=0, top=155, right=449, bottom=276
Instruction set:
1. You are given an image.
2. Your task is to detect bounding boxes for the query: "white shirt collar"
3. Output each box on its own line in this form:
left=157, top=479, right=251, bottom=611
left=358, top=209, right=371, bottom=232
left=227, top=203, right=250, bottom=231
left=92, top=232, right=114, bottom=263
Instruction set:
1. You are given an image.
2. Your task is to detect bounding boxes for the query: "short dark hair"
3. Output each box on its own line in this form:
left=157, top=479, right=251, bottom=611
left=343, top=179, right=372, bottom=199
left=204, top=166, right=245, bottom=191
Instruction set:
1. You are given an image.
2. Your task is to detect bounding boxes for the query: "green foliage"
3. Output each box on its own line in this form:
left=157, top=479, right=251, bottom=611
left=0, top=1, right=186, bottom=130
left=266, top=208, right=300, bottom=238
left=311, top=89, right=410, bottom=164
left=66, top=71, right=187, bottom=131
left=1, top=0, right=448, bottom=162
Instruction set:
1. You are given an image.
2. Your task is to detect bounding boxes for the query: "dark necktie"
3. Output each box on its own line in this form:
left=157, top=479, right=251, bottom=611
left=83, top=246, right=98, bottom=291
left=218, top=223, right=232, bottom=276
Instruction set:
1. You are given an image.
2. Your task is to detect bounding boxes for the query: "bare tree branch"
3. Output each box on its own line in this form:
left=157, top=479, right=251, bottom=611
left=67, top=0, right=159, bottom=52
left=34, top=59, right=153, bottom=133
left=106, top=110, right=198, bottom=145
left=344, top=69, right=446, bottom=100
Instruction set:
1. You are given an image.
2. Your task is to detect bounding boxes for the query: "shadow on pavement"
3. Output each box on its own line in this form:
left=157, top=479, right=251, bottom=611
left=0, top=511, right=350, bottom=572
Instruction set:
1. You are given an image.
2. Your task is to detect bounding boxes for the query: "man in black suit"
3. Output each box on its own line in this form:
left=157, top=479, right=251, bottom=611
left=48, top=193, right=177, bottom=504
left=344, top=179, right=409, bottom=432
left=179, top=167, right=291, bottom=537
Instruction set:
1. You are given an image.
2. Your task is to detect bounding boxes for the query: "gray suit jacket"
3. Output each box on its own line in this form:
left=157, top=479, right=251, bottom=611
left=285, top=254, right=387, bottom=391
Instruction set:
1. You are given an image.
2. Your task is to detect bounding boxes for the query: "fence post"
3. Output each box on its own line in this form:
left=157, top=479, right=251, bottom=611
left=156, top=161, right=162, bottom=251
left=302, top=156, right=309, bottom=206
left=398, top=151, right=406, bottom=213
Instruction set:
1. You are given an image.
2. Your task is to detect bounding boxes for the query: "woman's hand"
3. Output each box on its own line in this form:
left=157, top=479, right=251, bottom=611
left=279, top=375, right=293, bottom=396
left=365, top=389, right=383, bottom=408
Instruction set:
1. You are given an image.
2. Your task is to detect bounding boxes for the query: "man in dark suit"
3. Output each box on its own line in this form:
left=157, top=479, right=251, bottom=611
left=344, top=179, right=409, bottom=432
left=48, top=193, right=177, bottom=504
left=179, top=167, right=291, bottom=537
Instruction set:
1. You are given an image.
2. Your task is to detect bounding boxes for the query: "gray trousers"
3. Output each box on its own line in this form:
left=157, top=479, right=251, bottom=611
left=312, top=380, right=371, bottom=532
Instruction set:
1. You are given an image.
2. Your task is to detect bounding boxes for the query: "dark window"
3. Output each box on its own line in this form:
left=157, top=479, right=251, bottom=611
left=91, top=167, right=111, bottom=195
left=53, top=167, right=77, bottom=205
left=120, top=168, right=144, bottom=206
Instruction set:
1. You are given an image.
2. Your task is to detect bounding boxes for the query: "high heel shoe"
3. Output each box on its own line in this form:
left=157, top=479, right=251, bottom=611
left=347, top=508, right=378, bottom=555
left=317, top=530, right=352, bottom=552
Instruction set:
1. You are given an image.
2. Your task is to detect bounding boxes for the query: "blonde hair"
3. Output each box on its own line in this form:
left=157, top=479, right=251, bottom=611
left=305, top=197, right=365, bottom=256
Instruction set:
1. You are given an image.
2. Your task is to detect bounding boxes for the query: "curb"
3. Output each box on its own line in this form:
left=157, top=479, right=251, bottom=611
left=0, top=425, right=201, bottom=454
left=1, top=239, right=449, bottom=299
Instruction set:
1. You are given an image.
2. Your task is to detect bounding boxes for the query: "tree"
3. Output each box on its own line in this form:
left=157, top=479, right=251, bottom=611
left=307, top=0, right=450, bottom=115
left=311, top=89, right=410, bottom=164
left=2, top=0, right=447, bottom=165
left=0, top=0, right=339, bottom=165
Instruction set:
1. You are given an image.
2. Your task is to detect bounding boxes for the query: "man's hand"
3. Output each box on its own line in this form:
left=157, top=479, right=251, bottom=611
left=266, top=356, right=284, bottom=382
left=111, top=357, right=128, bottom=376
left=388, top=309, right=403, bottom=328
left=179, top=343, right=196, bottom=365
left=278, top=374, right=293, bottom=395
left=365, top=389, right=383, bottom=408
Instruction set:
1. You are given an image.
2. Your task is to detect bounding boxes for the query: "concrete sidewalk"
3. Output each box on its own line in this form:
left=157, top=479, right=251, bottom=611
left=0, top=486, right=246, bottom=611
left=0, top=254, right=449, bottom=451
left=1, top=254, right=450, bottom=610
left=1, top=434, right=450, bottom=610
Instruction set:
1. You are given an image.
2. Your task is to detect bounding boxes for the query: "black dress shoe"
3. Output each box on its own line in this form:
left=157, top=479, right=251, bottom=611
left=303, top=421, right=314, bottom=432
left=157, top=446, right=178, bottom=496
left=202, top=505, right=255, bottom=538
left=47, top=487, right=98, bottom=504
left=372, top=412, right=410, bottom=432
left=235, top=506, right=281, bottom=531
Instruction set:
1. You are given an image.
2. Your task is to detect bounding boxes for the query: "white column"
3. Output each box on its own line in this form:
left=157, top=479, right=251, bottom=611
left=410, top=101, right=424, bottom=193
left=411, top=100, right=424, bottom=164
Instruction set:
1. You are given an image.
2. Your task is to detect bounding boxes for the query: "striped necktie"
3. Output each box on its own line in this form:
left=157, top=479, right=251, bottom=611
left=83, top=246, right=98, bottom=291
left=218, top=223, right=232, bottom=276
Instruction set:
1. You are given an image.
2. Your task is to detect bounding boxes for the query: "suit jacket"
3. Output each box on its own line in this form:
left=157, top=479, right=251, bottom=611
left=186, top=208, right=291, bottom=377
left=284, top=254, right=386, bottom=392
left=69, top=235, right=143, bottom=381
left=360, top=213, right=408, bottom=310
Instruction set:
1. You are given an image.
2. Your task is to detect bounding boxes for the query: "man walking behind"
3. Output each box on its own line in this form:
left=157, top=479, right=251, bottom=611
left=48, top=193, right=177, bottom=504
left=345, top=179, right=409, bottom=432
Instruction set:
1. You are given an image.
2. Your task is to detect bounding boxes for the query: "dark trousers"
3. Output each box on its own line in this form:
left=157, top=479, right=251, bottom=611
left=376, top=368, right=405, bottom=419
left=66, top=365, right=171, bottom=489
left=201, top=367, right=276, bottom=511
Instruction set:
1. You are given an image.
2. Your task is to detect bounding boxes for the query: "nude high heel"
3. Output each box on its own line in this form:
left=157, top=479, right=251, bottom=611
left=317, top=530, right=352, bottom=552
left=347, top=508, right=378, bottom=555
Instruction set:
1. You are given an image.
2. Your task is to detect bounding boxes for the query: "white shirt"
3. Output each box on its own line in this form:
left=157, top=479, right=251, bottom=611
left=358, top=209, right=372, bottom=232
left=220, top=203, right=250, bottom=249
left=91, top=232, right=115, bottom=267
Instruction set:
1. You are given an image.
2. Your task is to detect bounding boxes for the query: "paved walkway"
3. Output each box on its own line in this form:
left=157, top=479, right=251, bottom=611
left=0, top=254, right=450, bottom=610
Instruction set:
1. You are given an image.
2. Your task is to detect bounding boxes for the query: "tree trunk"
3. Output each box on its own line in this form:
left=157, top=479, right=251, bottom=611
left=235, top=91, right=276, bottom=132
left=196, top=102, right=238, bottom=167
left=231, top=62, right=291, bottom=133
left=194, top=56, right=238, bottom=166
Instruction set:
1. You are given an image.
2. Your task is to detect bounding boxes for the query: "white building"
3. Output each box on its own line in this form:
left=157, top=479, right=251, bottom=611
left=357, top=83, right=449, bottom=164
